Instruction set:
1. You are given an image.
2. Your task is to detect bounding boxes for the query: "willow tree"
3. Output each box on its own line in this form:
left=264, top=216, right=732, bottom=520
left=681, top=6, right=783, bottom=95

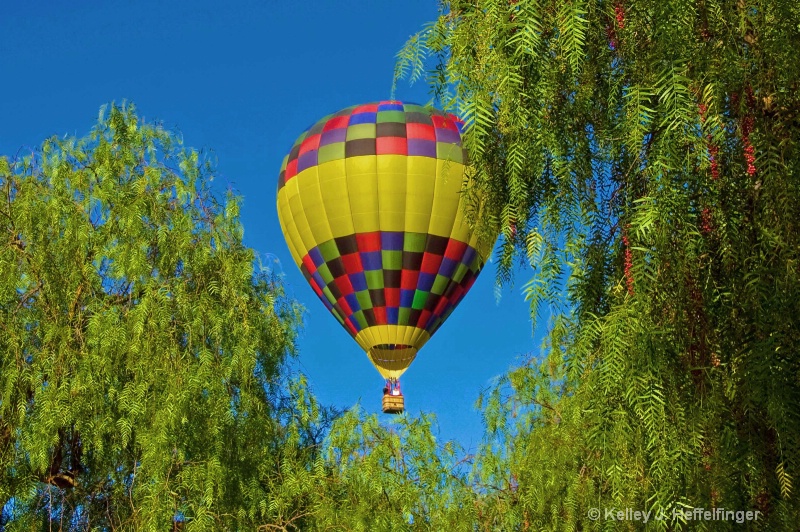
left=0, top=104, right=307, bottom=530
left=396, top=0, right=800, bottom=529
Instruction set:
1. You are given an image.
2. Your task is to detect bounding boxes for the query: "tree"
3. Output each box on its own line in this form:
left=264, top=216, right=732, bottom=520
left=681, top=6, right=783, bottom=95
left=0, top=104, right=309, bottom=530
left=315, top=408, right=474, bottom=531
left=395, top=0, right=800, bottom=529
left=268, top=405, right=477, bottom=532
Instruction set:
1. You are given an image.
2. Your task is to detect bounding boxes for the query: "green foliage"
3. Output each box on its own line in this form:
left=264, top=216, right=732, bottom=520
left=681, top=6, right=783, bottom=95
left=315, top=408, right=473, bottom=531
left=242, top=400, right=475, bottom=531
left=0, top=104, right=474, bottom=532
left=5, top=0, right=800, bottom=524
left=393, top=0, right=800, bottom=529
left=0, top=104, right=310, bottom=530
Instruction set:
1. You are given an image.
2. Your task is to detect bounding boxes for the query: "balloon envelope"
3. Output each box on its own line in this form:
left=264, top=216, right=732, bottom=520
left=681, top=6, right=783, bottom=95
left=276, top=101, right=494, bottom=379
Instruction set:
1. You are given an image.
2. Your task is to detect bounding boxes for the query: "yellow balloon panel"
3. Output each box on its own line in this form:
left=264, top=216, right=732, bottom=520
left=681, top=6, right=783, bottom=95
left=278, top=155, right=470, bottom=259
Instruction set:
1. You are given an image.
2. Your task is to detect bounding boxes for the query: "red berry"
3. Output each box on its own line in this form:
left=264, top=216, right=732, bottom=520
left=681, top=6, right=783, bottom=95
left=742, top=115, right=754, bottom=136
left=622, top=233, right=634, bottom=295
left=707, top=141, right=720, bottom=180
left=701, top=207, right=713, bottom=235
left=615, top=4, right=625, bottom=29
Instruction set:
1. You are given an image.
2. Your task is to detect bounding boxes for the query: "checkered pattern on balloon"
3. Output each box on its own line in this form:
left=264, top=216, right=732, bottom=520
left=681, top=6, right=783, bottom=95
left=277, top=101, right=493, bottom=381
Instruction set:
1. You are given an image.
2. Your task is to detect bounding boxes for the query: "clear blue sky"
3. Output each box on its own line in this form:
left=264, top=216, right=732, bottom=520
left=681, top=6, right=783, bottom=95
left=1, top=0, right=542, bottom=451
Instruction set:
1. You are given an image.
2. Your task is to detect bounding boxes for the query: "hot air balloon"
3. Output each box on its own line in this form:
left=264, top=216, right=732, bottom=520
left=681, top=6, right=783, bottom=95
left=276, top=101, right=494, bottom=413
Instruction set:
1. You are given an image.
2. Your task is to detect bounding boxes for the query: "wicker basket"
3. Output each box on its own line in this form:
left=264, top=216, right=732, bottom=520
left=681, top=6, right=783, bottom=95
left=382, top=394, right=405, bottom=414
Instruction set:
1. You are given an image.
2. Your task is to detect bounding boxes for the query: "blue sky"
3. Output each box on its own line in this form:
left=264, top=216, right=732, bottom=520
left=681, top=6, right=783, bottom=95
left=1, top=0, right=542, bottom=450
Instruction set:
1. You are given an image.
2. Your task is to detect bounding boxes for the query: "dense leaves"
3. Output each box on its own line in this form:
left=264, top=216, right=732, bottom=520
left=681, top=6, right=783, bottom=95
left=5, top=0, right=800, bottom=524
left=391, top=0, right=800, bottom=529
left=0, top=105, right=307, bottom=529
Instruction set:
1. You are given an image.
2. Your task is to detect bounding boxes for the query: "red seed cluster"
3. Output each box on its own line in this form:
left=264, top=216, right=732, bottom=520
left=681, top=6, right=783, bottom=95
left=699, top=103, right=720, bottom=181
left=744, top=144, right=756, bottom=175
left=742, top=87, right=757, bottom=175
left=742, top=114, right=757, bottom=176
left=622, top=233, right=634, bottom=296
left=708, top=140, right=720, bottom=180
left=701, top=207, right=713, bottom=235
left=615, top=4, right=626, bottom=29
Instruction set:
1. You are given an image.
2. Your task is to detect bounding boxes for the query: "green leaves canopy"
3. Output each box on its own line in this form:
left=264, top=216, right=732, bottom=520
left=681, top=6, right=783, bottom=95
left=0, top=104, right=303, bottom=529
left=392, top=0, right=800, bottom=529
left=5, top=0, right=800, bottom=523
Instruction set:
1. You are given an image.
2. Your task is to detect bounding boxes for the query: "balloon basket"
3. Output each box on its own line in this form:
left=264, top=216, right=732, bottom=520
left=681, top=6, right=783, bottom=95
left=382, top=394, right=404, bottom=414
